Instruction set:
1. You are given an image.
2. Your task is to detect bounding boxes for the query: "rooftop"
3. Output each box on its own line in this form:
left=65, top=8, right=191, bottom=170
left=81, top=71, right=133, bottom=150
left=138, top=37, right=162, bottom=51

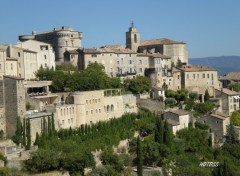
left=81, top=47, right=136, bottom=54
left=137, top=52, right=170, bottom=59
left=215, top=88, right=240, bottom=96
left=3, top=75, right=24, bottom=80
left=166, top=118, right=180, bottom=126
left=178, top=65, right=216, bottom=72
left=140, top=38, right=185, bottom=46
left=168, top=109, right=190, bottom=116
left=219, top=72, right=240, bottom=81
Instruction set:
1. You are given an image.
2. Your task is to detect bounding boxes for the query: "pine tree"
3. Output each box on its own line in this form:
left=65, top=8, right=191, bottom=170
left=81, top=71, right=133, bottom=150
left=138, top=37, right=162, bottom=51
left=137, top=137, right=143, bottom=176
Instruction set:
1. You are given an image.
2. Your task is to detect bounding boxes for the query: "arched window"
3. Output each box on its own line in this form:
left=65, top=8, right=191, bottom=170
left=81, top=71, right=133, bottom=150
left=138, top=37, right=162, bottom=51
left=111, top=104, right=114, bottom=111
left=107, top=105, right=110, bottom=112
left=134, top=34, right=137, bottom=43
left=61, top=109, right=63, bottom=116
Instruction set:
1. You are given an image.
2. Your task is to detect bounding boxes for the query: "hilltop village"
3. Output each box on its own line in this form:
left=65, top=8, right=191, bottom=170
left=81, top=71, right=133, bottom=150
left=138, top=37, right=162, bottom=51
left=0, top=24, right=240, bottom=175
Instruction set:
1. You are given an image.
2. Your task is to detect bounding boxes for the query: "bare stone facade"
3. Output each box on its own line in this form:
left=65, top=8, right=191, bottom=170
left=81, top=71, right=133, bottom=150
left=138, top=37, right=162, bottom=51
left=19, top=26, right=83, bottom=62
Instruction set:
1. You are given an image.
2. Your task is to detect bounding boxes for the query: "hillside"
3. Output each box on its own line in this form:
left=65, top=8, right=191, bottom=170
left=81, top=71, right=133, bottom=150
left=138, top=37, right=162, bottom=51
left=189, top=56, right=240, bottom=76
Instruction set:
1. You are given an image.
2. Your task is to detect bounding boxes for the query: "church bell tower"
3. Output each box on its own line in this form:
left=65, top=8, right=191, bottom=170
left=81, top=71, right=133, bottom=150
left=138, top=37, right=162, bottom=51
left=126, top=22, right=140, bottom=52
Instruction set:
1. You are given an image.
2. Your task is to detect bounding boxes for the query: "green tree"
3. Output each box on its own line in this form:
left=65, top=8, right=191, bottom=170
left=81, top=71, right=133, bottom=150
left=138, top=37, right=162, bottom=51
left=12, top=117, right=22, bottom=146
left=225, top=124, right=238, bottom=144
left=124, top=76, right=151, bottom=94
left=204, top=89, right=210, bottom=102
left=137, top=137, right=143, bottom=176
left=163, top=120, right=172, bottom=146
left=189, top=92, right=198, bottom=100
left=26, top=119, right=31, bottom=150
left=56, top=62, right=78, bottom=72
left=22, top=118, right=26, bottom=147
left=230, top=111, right=240, bottom=126
left=154, top=117, right=163, bottom=143
left=176, top=58, right=183, bottom=68
left=227, top=82, right=240, bottom=92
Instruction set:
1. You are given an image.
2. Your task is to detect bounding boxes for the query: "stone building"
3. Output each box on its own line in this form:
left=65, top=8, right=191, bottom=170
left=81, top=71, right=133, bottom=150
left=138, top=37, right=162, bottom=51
left=176, top=65, right=220, bottom=96
left=219, top=72, right=240, bottom=88
left=0, top=45, right=38, bottom=80
left=215, top=88, right=240, bottom=115
left=19, top=26, right=83, bottom=62
left=15, top=40, right=55, bottom=70
left=126, top=23, right=188, bottom=65
left=163, top=109, right=191, bottom=135
left=0, top=76, right=26, bottom=136
left=197, top=112, right=230, bottom=143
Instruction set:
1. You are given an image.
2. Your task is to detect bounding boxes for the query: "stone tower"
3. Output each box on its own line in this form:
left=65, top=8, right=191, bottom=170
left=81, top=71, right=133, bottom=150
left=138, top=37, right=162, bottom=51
left=126, top=22, right=140, bottom=52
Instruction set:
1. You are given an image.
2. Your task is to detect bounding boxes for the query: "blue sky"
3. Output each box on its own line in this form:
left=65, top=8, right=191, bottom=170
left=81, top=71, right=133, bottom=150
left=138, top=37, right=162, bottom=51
left=0, top=0, right=239, bottom=58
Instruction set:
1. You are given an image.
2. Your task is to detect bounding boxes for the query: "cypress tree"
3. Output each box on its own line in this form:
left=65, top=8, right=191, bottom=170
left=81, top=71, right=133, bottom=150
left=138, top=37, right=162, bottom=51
left=163, top=120, right=172, bottom=146
left=22, top=118, right=26, bottom=147
left=226, top=124, right=238, bottom=144
left=204, top=89, right=210, bottom=102
left=154, top=116, right=163, bottom=143
left=12, top=116, right=22, bottom=145
left=34, top=132, right=39, bottom=146
left=51, top=113, right=55, bottom=132
left=48, top=116, right=51, bottom=137
left=84, top=124, right=88, bottom=135
left=26, top=119, right=31, bottom=150
left=137, top=137, right=143, bottom=176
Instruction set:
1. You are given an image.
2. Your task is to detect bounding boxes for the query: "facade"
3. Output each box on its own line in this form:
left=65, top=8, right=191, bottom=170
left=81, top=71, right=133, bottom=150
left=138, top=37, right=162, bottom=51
left=0, top=76, right=26, bottom=136
left=163, top=109, right=190, bottom=135
left=215, top=88, right=240, bottom=115
left=78, top=47, right=138, bottom=77
left=197, top=112, right=230, bottom=143
left=177, top=65, right=220, bottom=96
left=219, top=72, right=240, bottom=88
left=126, top=23, right=188, bottom=65
left=15, top=40, right=55, bottom=70
left=19, top=26, right=83, bottom=62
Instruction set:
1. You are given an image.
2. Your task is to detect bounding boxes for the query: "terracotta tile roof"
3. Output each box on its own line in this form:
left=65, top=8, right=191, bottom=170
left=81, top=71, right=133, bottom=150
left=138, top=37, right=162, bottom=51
left=140, top=38, right=185, bottom=46
left=215, top=88, right=240, bottom=95
left=178, top=65, right=216, bottom=72
left=210, top=113, right=229, bottom=120
left=219, top=72, right=240, bottom=81
left=81, top=47, right=136, bottom=54
left=82, top=48, right=101, bottom=54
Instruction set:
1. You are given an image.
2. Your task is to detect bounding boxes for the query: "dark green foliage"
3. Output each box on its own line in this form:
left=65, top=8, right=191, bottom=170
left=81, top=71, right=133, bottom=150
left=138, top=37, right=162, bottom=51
left=137, top=137, right=143, bottom=176
left=26, top=102, right=31, bottom=111
left=12, top=117, right=22, bottom=145
left=22, top=118, right=26, bottom=147
left=176, top=58, right=183, bottom=68
left=225, top=124, right=238, bottom=144
left=123, top=75, right=151, bottom=94
left=163, top=120, right=172, bottom=146
left=195, top=121, right=209, bottom=130
left=55, top=63, right=78, bottom=71
left=26, top=119, right=31, bottom=150
left=193, top=101, right=214, bottom=115
left=154, top=117, right=163, bottom=143
left=189, top=92, right=198, bottom=100
left=35, top=62, right=122, bottom=92
left=227, top=82, right=240, bottom=92
left=204, top=89, right=210, bottom=102
left=164, top=98, right=176, bottom=107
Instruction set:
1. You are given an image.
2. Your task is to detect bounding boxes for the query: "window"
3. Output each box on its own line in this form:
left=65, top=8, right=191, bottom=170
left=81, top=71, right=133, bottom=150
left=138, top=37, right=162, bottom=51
left=216, top=120, right=218, bottom=124
left=178, top=75, right=180, bottom=79
left=134, top=34, right=137, bottom=43
left=139, top=60, right=142, bottom=64
left=65, top=41, right=68, bottom=46
left=129, top=54, right=131, bottom=57
left=68, top=119, right=70, bottom=124
left=91, top=110, right=93, bottom=114
left=99, top=109, right=101, bottom=113
left=86, top=100, right=88, bottom=104
left=117, top=61, right=120, bottom=64
left=139, top=68, right=142, bottom=72
left=18, top=52, right=20, bottom=57
left=202, top=74, right=205, bottom=78
left=71, top=118, right=73, bottom=123
left=111, top=104, right=114, bottom=111
left=11, top=63, right=13, bottom=70
left=95, top=109, right=98, bottom=113
left=44, top=55, right=47, bottom=59
left=86, top=111, right=88, bottom=115
left=62, top=120, right=64, bottom=124
left=129, top=60, right=132, bottom=64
